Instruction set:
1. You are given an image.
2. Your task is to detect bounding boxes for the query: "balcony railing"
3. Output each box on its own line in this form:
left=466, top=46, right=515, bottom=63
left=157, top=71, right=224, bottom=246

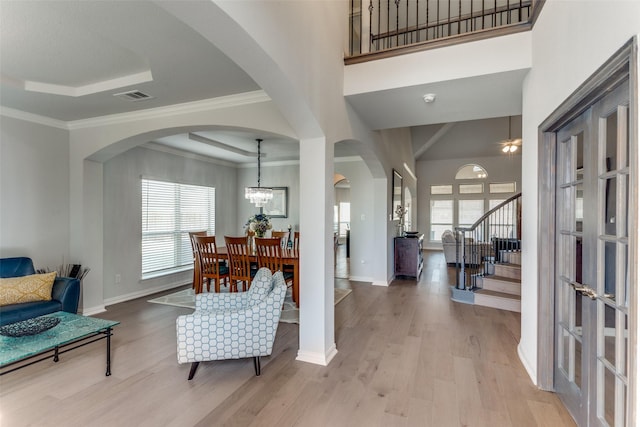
left=347, top=0, right=540, bottom=62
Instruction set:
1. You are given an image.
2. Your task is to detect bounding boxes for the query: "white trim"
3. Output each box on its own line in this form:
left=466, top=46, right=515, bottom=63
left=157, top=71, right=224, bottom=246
left=80, top=305, right=107, bottom=316
left=518, top=342, right=537, bottom=385
left=403, top=162, right=417, bottom=181
left=372, top=280, right=390, bottom=287
left=348, top=275, right=374, bottom=283
left=24, top=70, right=153, bottom=97
left=334, top=156, right=363, bottom=163
left=0, top=107, right=68, bottom=129
left=142, top=142, right=238, bottom=167
left=237, top=159, right=301, bottom=168
left=296, top=344, right=338, bottom=366
left=67, top=90, right=271, bottom=130
left=103, top=281, right=190, bottom=307
left=1, top=90, right=271, bottom=131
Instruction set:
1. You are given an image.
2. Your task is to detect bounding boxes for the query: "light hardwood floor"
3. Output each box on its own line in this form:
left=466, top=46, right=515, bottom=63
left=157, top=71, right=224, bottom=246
left=0, top=250, right=575, bottom=426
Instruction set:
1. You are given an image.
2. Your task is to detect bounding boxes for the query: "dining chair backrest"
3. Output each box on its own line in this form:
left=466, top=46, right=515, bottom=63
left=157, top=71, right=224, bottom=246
left=225, top=236, right=254, bottom=292
left=255, top=237, right=284, bottom=274
left=270, top=231, right=289, bottom=248
left=293, top=231, right=300, bottom=250
left=188, top=230, right=208, bottom=292
left=193, top=235, right=229, bottom=293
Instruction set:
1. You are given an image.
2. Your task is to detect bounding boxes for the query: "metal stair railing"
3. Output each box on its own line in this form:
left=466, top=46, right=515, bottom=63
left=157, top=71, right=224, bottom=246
left=455, top=193, right=521, bottom=290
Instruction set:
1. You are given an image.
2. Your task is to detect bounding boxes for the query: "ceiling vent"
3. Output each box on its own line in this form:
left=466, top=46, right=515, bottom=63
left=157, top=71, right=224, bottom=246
left=113, top=90, right=154, bottom=102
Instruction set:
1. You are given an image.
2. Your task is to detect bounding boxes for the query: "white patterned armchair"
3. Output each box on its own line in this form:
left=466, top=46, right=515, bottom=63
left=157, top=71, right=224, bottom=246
left=176, top=267, right=287, bottom=380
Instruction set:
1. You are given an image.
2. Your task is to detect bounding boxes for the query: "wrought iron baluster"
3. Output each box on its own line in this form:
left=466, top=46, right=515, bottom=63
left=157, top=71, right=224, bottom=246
left=447, top=0, right=451, bottom=36
left=415, top=0, right=419, bottom=42
left=378, top=0, right=381, bottom=50
left=426, top=0, right=429, bottom=40
left=369, top=0, right=374, bottom=52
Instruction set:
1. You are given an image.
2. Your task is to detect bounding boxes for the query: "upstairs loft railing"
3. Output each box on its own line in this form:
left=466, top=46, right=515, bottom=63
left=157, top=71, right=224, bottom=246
left=347, top=0, right=541, bottom=63
left=454, top=192, right=521, bottom=290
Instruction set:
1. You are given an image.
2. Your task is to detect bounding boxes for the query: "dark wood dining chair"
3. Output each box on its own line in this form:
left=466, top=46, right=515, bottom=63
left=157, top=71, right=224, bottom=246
left=193, top=235, right=229, bottom=293
left=256, top=237, right=294, bottom=288
left=189, top=230, right=208, bottom=291
left=225, top=236, right=255, bottom=292
left=270, top=230, right=289, bottom=248
left=293, top=231, right=300, bottom=250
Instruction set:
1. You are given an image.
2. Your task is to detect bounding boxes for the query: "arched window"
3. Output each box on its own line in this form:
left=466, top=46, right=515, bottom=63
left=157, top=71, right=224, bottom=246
left=455, top=164, right=488, bottom=180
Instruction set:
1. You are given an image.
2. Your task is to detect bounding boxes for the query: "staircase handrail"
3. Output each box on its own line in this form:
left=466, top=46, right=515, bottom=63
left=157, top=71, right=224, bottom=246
left=454, top=192, right=521, bottom=290
left=455, top=192, right=522, bottom=234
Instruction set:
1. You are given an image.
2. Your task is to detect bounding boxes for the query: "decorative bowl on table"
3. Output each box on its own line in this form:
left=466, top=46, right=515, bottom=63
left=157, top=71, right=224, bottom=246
left=0, top=316, right=61, bottom=337
left=404, top=231, right=419, bottom=237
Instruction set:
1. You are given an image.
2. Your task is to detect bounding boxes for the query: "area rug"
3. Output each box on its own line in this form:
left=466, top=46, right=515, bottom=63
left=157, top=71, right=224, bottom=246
left=148, top=286, right=352, bottom=324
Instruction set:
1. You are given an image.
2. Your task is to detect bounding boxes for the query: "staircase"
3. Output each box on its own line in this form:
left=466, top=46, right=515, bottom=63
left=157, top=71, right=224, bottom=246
left=474, top=251, right=521, bottom=312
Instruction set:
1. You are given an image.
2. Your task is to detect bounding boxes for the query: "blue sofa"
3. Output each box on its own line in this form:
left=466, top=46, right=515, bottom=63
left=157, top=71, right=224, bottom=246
left=0, top=257, right=81, bottom=326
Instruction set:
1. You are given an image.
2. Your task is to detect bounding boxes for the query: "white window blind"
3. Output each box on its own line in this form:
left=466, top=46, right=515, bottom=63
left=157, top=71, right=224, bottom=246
left=430, top=199, right=453, bottom=241
left=141, top=179, right=215, bottom=278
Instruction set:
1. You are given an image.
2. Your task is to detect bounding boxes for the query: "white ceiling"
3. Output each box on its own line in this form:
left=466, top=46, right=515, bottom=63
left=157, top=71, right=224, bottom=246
left=0, top=1, right=524, bottom=163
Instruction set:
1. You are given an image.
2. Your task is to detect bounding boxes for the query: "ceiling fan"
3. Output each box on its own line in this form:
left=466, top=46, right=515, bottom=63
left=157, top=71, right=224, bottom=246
left=500, top=116, right=521, bottom=153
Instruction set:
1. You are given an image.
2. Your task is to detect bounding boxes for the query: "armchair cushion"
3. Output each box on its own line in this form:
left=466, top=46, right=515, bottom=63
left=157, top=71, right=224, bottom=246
left=176, top=268, right=287, bottom=364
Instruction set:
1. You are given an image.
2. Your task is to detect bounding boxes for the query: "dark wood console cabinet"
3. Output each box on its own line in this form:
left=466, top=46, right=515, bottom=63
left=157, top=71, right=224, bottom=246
left=394, top=234, right=424, bottom=279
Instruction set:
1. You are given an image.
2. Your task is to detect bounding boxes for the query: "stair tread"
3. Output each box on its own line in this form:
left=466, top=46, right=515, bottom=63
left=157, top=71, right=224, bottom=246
left=496, top=262, right=521, bottom=269
left=475, top=289, right=521, bottom=300
left=483, top=275, right=521, bottom=284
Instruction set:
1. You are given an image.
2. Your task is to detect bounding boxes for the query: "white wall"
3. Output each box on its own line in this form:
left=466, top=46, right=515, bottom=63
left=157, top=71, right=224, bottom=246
left=416, top=155, right=521, bottom=249
left=102, top=145, right=239, bottom=302
left=335, top=159, right=376, bottom=282
left=521, top=1, right=640, bottom=387
left=237, top=162, right=300, bottom=234
left=0, top=116, right=70, bottom=268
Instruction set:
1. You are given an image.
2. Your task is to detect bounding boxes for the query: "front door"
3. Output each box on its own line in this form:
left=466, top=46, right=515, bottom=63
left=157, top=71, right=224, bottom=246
left=554, top=78, right=630, bottom=426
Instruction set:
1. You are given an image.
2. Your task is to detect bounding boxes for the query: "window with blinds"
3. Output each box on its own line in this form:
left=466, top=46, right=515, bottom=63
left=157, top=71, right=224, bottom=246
left=141, top=179, right=215, bottom=278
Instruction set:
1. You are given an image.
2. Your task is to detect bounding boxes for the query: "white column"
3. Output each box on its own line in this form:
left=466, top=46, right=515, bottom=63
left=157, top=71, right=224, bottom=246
left=69, top=149, right=105, bottom=315
left=297, top=137, right=336, bottom=365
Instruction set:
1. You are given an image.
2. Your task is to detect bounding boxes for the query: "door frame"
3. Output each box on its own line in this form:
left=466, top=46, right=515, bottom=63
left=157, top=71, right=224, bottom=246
left=537, top=36, right=638, bottom=424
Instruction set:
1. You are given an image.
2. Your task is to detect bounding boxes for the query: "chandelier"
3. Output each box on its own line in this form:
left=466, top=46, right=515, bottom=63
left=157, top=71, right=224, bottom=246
left=245, top=138, right=273, bottom=207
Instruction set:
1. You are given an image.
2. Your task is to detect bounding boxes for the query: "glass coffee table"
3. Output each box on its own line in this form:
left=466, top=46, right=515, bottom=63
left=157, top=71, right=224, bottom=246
left=0, top=311, right=119, bottom=376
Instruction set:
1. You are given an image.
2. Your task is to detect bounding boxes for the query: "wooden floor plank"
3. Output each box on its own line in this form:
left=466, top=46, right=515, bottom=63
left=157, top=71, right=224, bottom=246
left=0, top=250, right=575, bottom=426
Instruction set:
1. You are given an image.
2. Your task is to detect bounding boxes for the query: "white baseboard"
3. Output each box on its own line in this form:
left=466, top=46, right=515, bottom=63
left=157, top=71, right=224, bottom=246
left=102, top=281, right=190, bottom=307
left=296, top=343, right=338, bottom=366
left=372, top=280, right=389, bottom=287
left=517, top=342, right=537, bottom=385
left=348, top=275, right=373, bottom=283
left=81, top=305, right=106, bottom=316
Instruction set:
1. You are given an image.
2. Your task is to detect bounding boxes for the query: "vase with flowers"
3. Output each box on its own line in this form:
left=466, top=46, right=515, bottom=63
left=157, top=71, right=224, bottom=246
left=246, top=213, right=272, bottom=238
left=395, top=205, right=407, bottom=237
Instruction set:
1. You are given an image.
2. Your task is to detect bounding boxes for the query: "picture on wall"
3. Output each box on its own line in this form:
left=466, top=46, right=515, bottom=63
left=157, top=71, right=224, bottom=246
left=262, top=187, right=288, bottom=218
left=392, top=169, right=403, bottom=220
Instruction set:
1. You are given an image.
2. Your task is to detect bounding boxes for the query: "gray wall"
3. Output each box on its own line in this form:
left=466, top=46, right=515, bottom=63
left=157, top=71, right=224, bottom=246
left=102, top=146, right=238, bottom=301
left=0, top=116, right=70, bottom=268
left=237, top=162, right=301, bottom=234
left=416, top=155, right=522, bottom=249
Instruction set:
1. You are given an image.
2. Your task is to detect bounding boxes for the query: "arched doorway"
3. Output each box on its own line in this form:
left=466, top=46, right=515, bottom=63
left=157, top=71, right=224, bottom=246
left=334, top=174, right=350, bottom=279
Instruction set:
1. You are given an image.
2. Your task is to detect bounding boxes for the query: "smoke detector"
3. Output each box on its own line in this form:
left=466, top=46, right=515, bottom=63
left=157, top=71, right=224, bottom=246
left=422, top=93, right=436, bottom=103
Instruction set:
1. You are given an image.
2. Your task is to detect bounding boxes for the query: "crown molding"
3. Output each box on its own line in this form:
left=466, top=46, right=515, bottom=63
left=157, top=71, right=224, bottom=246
left=24, top=70, right=153, bottom=97
left=142, top=142, right=238, bottom=168
left=334, top=156, right=363, bottom=163
left=237, top=159, right=300, bottom=168
left=0, top=106, right=68, bottom=130
left=1, top=90, right=270, bottom=131
left=67, top=90, right=270, bottom=130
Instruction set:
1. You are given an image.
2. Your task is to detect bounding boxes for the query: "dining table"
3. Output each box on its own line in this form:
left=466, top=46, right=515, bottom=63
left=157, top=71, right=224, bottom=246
left=216, top=246, right=300, bottom=307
